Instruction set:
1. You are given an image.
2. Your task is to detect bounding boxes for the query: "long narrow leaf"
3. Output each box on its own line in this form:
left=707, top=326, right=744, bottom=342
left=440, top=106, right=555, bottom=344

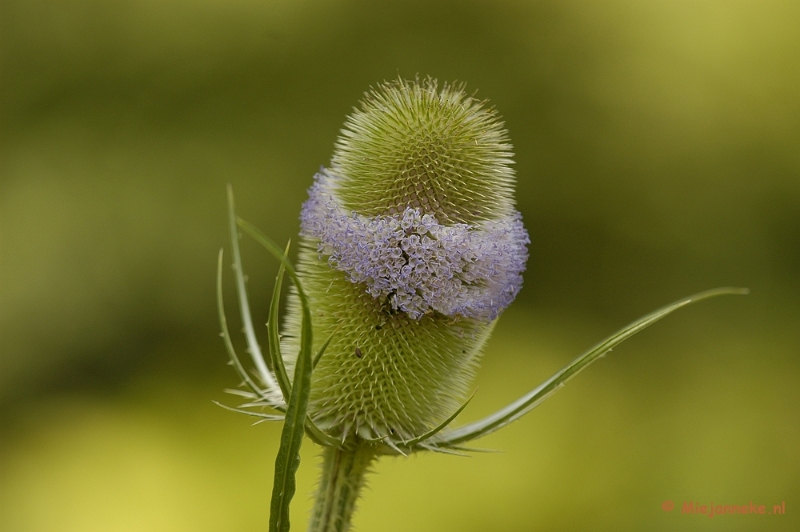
left=224, top=187, right=312, bottom=531
left=435, top=287, right=748, bottom=447
left=268, top=241, right=292, bottom=400
left=226, top=185, right=281, bottom=396
left=269, top=313, right=314, bottom=532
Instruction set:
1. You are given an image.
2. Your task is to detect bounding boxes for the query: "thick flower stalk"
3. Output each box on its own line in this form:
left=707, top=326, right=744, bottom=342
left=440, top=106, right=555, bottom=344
left=282, top=78, right=529, bottom=447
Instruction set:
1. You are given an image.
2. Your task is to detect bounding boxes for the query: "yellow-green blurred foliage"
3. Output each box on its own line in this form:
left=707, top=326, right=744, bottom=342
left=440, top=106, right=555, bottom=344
left=1, top=0, right=798, bottom=530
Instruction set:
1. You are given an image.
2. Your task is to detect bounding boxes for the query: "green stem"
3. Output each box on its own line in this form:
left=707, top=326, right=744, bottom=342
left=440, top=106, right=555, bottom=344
left=308, top=444, right=376, bottom=532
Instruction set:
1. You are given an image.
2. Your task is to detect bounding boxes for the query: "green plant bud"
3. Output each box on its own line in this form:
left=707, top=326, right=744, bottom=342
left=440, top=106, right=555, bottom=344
left=282, top=78, right=529, bottom=445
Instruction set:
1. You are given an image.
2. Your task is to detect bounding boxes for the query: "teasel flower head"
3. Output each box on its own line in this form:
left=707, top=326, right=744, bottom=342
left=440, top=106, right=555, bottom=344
left=281, top=77, right=529, bottom=446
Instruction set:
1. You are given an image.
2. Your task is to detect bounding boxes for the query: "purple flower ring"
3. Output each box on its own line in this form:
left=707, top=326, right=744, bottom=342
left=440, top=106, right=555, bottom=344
left=301, top=169, right=530, bottom=322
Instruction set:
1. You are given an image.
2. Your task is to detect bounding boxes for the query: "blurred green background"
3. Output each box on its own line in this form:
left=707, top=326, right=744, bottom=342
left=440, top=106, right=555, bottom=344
left=1, top=0, right=798, bottom=530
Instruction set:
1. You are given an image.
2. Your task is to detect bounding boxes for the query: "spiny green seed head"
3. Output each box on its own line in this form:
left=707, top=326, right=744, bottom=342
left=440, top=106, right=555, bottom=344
left=282, top=78, right=527, bottom=445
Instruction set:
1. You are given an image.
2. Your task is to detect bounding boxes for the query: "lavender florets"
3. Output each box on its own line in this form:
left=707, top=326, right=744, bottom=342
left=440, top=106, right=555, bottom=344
left=300, top=170, right=529, bottom=321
